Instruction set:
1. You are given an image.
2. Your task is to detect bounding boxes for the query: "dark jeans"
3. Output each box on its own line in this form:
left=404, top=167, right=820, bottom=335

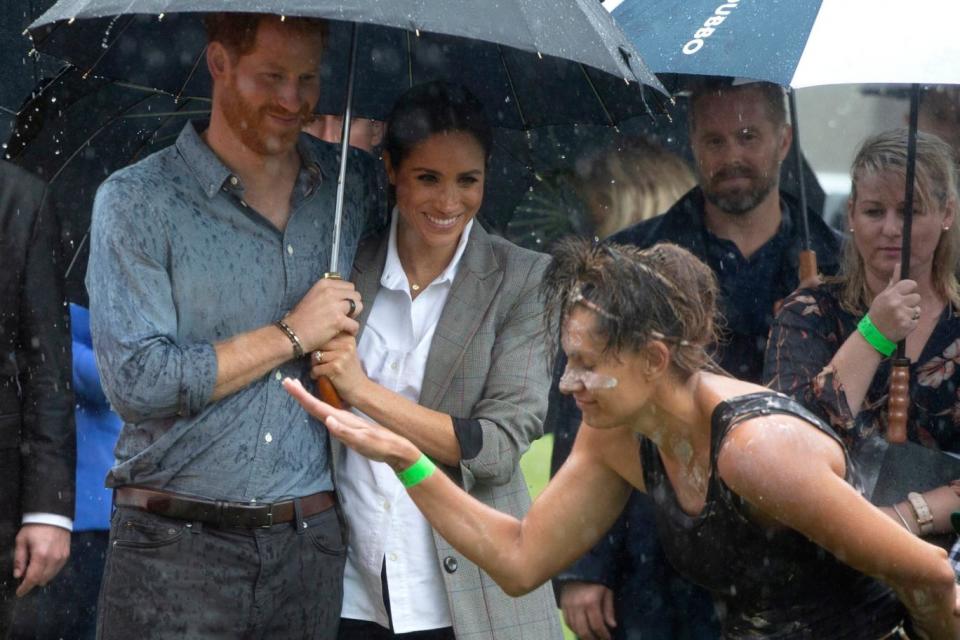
left=10, top=530, right=109, bottom=640
left=96, top=503, right=347, bottom=640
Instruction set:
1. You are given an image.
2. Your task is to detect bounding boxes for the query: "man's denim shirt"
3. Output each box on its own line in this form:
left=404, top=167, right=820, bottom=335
left=86, top=122, right=378, bottom=502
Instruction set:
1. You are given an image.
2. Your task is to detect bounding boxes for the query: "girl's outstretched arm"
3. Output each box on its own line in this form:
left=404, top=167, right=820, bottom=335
left=285, top=377, right=637, bottom=595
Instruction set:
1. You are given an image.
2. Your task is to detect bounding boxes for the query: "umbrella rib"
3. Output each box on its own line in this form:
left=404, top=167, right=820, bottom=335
left=577, top=63, right=616, bottom=127
left=496, top=45, right=528, bottom=129
left=405, top=30, right=414, bottom=89
left=48, top=92, right=158, bottom=186
left=175, top=45, right=207, bottom=102
left=81, top=14, right=137, bottom=79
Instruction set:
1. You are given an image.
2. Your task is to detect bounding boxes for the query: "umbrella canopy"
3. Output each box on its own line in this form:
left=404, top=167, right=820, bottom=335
left=5, top=65, right=204, bottom=304
left=0, top=0, right=60, bottom=135
left=28, top=1, right=664, bottom=129
left=605, top=0, right=960, bottom=88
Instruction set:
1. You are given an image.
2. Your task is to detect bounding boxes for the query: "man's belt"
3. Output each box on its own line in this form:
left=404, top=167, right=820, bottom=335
left=114, top=486, right=336, bottom=528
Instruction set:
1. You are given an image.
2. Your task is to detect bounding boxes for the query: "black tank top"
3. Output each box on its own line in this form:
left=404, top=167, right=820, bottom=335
left=641, top=392, right=905, bottom=639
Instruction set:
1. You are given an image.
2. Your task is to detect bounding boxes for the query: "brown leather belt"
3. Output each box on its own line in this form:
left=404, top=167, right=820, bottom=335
left=114, top=486, right=336, bottom=529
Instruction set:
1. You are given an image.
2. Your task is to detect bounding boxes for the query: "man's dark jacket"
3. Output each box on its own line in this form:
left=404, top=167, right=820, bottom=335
left=548, top=187, right=842, bottom=630
left=0, top=161, right=75, bottom=535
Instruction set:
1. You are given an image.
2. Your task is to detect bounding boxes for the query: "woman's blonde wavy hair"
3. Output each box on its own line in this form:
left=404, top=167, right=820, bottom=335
left=836, top=129, right=960, bottom=314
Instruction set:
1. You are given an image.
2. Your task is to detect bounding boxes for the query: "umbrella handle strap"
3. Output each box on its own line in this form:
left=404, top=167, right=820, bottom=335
left=887, top=358, right=910, bottom=443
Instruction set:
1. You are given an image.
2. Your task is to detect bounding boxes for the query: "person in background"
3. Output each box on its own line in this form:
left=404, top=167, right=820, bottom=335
left=766, top=129, right=960, bottom=543
left=0, top=160, right=74, bottom=636
left=311, top=81, right=562, bottom=640
left=304, top=115, right=385, bottom=155
left=572, top=137, right=696, bottom=241
left=545, top=138, right=713, bottom=640
left=11, top=304, right=121, bottom=640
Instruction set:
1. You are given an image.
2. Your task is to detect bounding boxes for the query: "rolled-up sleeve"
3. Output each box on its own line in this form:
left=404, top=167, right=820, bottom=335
left=86, top=178, right=217, bottom=423
left=458, top=253, right=554, bottom=490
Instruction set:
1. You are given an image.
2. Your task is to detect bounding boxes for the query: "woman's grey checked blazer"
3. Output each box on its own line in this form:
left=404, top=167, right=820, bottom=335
left=331, top=221, right=563, bottom=640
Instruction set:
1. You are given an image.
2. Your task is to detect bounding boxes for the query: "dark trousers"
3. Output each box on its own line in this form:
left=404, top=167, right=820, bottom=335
left=0, top=517, right=17, bottom=638
left=338, top=560, right=454, bottom=640
left=96, top=504, right=347, bottom=640
left=10, top=530, right=109, bottom=640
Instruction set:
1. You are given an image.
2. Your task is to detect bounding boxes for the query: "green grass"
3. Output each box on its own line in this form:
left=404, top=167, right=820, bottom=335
left=519, top=434, right=578, bottom=640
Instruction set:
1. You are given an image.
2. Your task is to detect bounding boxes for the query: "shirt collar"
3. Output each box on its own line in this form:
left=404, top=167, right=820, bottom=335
left=381, top=207, right=474, bottom=292
left=176, top=121, right=324, bottom=199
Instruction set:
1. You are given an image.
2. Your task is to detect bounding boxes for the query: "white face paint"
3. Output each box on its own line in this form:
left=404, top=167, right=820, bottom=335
left=558, top=366, right=619, bottom=392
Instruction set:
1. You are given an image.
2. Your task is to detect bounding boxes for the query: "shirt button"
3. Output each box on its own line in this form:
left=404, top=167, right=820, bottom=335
left=390, top=362, right=399, bottom=371
left=388, top=552, right=398, bottom=562
left=275, top=371, right=282, bottom=380
left=264, top=432, right=273, bottom=443
left=229, top=175, right=239, bottom=186
left=287, top=244, right=294, bottom=256
left=382, top=500, right=390, bottom=511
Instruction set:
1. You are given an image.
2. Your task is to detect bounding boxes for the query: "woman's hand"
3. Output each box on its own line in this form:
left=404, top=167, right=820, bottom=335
left=868, top=272, right=921, bottom=343
left=283, top=378, right=420, bottom=470
left=308, top=334, right=368, bottom=404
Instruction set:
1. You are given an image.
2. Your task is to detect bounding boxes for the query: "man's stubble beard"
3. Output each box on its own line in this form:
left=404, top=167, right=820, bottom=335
left=700, top=164, right=780, bottom=216
left=220, top=79, right=310, bottom=156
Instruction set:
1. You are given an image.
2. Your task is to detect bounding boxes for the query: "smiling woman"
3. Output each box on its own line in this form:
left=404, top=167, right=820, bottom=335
left=307, top=82, right=563, bottom=640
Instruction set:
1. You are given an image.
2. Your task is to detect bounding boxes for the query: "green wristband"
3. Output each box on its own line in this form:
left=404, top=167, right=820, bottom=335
left=396, top=453, right=436, bottom=489
left=857, top=314, right=897, bottom=357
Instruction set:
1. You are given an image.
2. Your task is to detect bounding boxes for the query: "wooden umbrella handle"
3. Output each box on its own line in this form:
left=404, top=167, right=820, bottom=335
left=316, top=376, right=345, bottom=410
left=798, top=250, right=820, bottom=288
left=887, top=358, right=910, bottom=443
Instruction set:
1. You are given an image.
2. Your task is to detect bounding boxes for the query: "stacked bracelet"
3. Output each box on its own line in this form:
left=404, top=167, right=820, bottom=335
left=275, top=319, right=305, bottom=359
left=396, top=453, right=436, bottom=489
left=857, top=315, right=897, bottom=357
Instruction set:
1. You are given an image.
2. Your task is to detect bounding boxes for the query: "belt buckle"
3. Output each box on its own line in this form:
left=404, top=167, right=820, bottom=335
left=259, top=503, right=274, bottom=528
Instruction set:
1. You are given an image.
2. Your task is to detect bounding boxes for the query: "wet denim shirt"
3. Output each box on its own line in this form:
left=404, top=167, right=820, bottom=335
left=86, top=122, right=379, bottom=502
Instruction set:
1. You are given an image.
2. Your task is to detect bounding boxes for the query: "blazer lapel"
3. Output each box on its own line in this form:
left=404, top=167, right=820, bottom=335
left=419, top=224, right=501, bottom=410
left=350, top=231, right=389, bottom=342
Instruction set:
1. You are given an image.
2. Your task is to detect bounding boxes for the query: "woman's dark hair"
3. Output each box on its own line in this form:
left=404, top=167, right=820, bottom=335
left=384, top=81, right=493, bottom=167
left=542, top=239, right=722, bottom=378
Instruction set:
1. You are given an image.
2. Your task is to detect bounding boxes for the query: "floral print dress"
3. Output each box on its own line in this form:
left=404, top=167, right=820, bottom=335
left=764, top=282, right=960, bottom=454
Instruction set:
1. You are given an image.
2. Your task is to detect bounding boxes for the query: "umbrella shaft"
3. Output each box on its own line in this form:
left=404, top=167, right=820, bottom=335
left=330, top=22, right=360, bottom=273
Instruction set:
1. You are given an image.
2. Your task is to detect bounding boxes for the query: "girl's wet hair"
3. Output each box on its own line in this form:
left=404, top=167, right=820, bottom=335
left=384, top=81, right=493, bottom=167
left=542, top=239, right=721, bottom=378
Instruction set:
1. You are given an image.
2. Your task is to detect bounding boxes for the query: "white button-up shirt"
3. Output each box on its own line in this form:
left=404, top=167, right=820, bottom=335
left=338, top=211, right=474, bottom=633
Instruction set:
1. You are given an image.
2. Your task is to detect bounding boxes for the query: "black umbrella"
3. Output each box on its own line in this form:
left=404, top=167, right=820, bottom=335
left=4, top=65, right=205, bottom=304
left=0, top=0, right=60, bottom=136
